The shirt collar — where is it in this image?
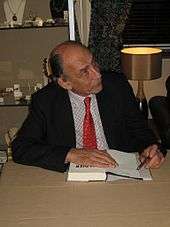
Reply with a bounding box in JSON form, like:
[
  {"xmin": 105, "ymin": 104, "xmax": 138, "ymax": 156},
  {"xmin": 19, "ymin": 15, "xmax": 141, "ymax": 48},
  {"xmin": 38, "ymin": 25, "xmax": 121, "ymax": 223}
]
[{"xmin": 68, "ymin": 90, "xmax": 94, "ymax": 102}]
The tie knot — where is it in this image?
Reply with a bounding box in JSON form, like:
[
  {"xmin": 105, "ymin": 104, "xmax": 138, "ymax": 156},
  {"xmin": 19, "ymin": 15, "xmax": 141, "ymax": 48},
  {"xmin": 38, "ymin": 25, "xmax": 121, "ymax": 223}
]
[{"xmin": 84, "ymin": 97, "xmax": 91, "ymax": 108}]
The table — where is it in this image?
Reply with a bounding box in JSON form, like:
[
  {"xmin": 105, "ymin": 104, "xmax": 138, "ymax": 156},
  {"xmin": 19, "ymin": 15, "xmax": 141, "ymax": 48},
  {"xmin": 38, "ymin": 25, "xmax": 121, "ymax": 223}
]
[{"xmin": 0, "ymin": 154, "xmax": 170, "ymax": 227}]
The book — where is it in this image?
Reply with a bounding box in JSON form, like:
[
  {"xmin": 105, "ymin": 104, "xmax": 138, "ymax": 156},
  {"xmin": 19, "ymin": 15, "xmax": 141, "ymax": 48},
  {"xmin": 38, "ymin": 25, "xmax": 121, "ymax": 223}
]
[
  {"xmin": 67, "ymin": 149, "xmax": 152, "ymax": 182},
  {"xmin": 67, "ymin": 163, "xmax": 106, "ymax": 181}
]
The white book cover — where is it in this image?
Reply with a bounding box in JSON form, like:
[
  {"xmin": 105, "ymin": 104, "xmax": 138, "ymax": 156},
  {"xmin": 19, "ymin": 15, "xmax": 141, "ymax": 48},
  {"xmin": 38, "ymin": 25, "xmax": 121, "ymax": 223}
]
[{"xmin": 67, "ymin": 149, "xmax": 152, "ymax": 182}]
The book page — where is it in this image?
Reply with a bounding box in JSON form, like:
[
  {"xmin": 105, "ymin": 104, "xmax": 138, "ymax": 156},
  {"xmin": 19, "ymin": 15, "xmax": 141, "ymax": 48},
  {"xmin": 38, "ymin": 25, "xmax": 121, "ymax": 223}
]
[{"xmin": 106, "ymin": 149, "xmax": 152, "ymax": 181}]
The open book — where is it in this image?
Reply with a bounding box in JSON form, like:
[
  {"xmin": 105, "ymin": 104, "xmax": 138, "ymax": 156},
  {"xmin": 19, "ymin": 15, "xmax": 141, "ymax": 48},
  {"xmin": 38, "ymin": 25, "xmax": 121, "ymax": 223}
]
[{"xmin": 67, "ymin": 149, "xmax": 152, "ymax": 182}]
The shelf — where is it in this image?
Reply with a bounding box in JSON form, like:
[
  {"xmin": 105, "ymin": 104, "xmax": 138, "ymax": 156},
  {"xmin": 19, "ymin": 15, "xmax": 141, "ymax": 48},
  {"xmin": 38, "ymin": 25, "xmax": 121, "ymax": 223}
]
[
  {"xmin": 0, "ymin": 96, "xmax": 30, "ymax": 107},
  {"xmin": 0, "ymin": 23, "xmax": 68, "ymax": 30}
]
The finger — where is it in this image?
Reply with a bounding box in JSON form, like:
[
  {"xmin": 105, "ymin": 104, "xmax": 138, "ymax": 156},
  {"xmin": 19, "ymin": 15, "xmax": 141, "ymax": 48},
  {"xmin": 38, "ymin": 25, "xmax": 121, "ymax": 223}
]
[
  {"xmin": 90, "ymin": 155, "xmax": 117, "ymax": 167},
  {"xmin": 142, "ymin": 146, "xmax": 151, "ymax": 157},
  {"xmin": 73, "ymin": 150, "xmax": 114, "ymax": 167},
  {"xmin": 78, "ymin": 156, "xmax": 114, "ymax": 168},
  {"xmin": 92, "ymin": 151, "xmax": 118, "ymax": 166},
  {"xmin": 85, "ymin": 160, "xmax": 116, "ymax": 168},
  {"xmin": 139, "ymin": 154, "xmax": 147, "ymax": 163},
  {"xmin": 84, "ymin": 149, "xmax": 112, "ymax": 160},
  {"xmin": 147, "ymin": 159, "xmax": 161, "ymax": 168},
  {"xmin": 92, "ymin": 149, "xmax": 113, "ymax": 159},
  {"xmin": 77, "ymin": 150, "xmax": 118, "ymax": 167},
  {"xmin": 146, "ymin": 153, "xmax": 165, "ymax": 168},
  {"xmin": 140, "ymin": 144, "xmax": 159, "ymax": 161},
  {"xmin": 145, "ymin": 157, "xmax": 157, "ymax": 168},
  {"xmin": 94, "ymin": 150, "xmax": 117, "ymax": 161},
  {"xmin": 150, "ymin": 144, "xmax": 158, "ymax": 151},
  {"xmin": 153, "ymin": 154, "xmax": 165, "ymax": 168},
  {"xmin": 149, "ymin": 145, "xmax": 159, "ymax": 158}
]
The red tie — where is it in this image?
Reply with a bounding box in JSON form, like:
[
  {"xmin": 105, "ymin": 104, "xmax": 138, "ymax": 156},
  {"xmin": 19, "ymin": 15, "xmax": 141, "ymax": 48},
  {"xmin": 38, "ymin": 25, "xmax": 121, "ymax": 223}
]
[{"xmin": 83, "ymin": 97, "xmax": 97, "ymax": 149}]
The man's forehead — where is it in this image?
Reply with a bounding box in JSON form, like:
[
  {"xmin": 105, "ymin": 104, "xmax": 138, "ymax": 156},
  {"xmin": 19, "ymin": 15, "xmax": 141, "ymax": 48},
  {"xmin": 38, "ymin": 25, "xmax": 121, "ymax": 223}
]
[{"xmin": 63, "ymin": 46, "xmax": 92, "ymax": 63}]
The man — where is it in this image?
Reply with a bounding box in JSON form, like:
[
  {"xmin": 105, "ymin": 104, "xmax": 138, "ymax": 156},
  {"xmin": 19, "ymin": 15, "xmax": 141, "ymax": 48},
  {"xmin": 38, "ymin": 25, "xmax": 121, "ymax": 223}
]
[{"xmin": 12, "ymin": 41, "xmax": 165, "ymax": 172}]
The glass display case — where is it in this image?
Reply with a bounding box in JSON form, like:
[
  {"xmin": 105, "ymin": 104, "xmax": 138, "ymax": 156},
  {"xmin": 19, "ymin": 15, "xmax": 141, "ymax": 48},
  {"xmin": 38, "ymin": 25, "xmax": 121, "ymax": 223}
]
[{"xmin": 0, "ymin": 0, "xmax": 68, "ymax": 29}]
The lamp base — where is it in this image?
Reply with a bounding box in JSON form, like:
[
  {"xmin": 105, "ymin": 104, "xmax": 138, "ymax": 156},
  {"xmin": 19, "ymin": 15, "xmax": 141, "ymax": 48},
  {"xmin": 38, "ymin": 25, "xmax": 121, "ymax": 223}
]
[{"xmin": 136, "ymin": 97, "xmax": 148, "ymax": 119}]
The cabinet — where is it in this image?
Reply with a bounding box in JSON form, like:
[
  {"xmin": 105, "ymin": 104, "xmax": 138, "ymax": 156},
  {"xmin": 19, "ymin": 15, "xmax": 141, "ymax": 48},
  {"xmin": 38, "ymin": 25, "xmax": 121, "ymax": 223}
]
[
  {"xmin": 0, "ymin": 0, "xmax": 70, "ymax": 146},
  {"xmin": 0, "ymin": 25, "xmax": 69, "ymax": 143}
]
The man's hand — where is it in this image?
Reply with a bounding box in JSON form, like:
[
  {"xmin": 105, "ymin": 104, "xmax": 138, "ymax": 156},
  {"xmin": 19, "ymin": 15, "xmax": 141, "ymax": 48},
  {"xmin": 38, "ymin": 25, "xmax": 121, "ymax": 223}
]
[
  {"xmin": 65, "ymin": 148, "xmax": 118, "ymax": 168},
  {"xmin": 139, "ymin": 144, "xmax": 165, "ymax": 169}
]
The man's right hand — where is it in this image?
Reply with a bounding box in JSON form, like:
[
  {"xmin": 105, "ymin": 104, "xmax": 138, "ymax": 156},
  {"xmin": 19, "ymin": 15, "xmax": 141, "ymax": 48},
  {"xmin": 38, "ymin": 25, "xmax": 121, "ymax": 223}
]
[{"xmin": 65, "ymin": 148, "xmax": 118, "ymax": 168}]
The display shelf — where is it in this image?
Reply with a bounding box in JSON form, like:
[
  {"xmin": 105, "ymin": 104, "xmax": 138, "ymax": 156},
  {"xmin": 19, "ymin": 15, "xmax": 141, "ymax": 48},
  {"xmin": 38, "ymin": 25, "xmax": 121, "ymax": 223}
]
[
  {"xmin": 0, "ymin": 23, "xmax": 68, "ymax": 30},
  {"xmin": 0, "ymin": 96, "xmax": 30, "ymax": 107}
]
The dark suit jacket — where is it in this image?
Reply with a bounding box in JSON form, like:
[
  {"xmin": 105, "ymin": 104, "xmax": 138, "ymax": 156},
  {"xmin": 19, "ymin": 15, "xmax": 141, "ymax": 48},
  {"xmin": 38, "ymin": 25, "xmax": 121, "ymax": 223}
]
[{"xmin": 12, "ymin": 72, "xmax": 163, "ymax": 172}]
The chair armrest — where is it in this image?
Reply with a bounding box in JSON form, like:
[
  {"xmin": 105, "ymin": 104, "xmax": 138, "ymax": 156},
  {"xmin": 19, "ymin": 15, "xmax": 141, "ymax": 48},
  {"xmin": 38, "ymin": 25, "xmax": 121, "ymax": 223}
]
[{"xmin": 149, "ymin": 96, "xmax": 170, "ymax": 148}]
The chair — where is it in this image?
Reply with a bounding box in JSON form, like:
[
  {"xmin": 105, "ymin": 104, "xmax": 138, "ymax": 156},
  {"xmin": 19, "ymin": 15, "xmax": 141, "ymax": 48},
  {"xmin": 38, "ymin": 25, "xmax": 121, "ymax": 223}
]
[
  {"xmin": 149, "ymin": 76, "xmax": 170, "ymax": 149},
  {"xmin": 42, "ymin": 55, "xmax": 61, "ymax": 85},
  {"xmin": 4, "ymin": 127, "xmax": 18, "ymax": 160},
  {"xmin": 42, "ymin": 57, "xmax": 53, "ymax": 85}
]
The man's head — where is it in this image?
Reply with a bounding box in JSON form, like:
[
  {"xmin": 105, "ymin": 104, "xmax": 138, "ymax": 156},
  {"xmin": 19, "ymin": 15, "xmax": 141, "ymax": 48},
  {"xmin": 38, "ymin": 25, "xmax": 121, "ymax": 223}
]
[{"xmin": 49, "ymin": 41, "xmax": 102, "ymax": 96}]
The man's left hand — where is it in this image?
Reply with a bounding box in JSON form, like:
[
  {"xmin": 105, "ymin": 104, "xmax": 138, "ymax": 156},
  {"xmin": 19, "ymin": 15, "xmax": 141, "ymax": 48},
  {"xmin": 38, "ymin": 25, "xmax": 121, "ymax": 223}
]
[{"xmin": 139, "ymin": 144, "xmax": 165, "ymax": 169}]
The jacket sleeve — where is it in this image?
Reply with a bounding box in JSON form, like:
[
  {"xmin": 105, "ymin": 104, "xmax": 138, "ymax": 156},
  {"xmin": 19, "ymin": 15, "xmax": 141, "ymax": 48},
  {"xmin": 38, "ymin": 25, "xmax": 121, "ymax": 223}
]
[
  {"xmin": 119, "ymin": 75, "xmax": 167, "ymax": 156},
  {"xmin": 11, "ymin": 95, "xmax": 70, "ymax": 172}
]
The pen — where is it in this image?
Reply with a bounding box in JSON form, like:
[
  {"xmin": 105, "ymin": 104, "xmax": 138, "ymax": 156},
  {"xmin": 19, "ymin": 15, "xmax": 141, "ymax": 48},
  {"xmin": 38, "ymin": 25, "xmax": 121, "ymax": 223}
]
[{"xmin": 137, "ymin": 157, "xmax": 151, "ymax": 170}]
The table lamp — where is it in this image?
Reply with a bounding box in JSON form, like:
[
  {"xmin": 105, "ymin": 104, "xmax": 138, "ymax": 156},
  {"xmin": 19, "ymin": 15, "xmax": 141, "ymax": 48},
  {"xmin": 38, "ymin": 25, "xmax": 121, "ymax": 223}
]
[{"xmin": 121, "ymin": 47, "xmax": 162, "ymax": 118}]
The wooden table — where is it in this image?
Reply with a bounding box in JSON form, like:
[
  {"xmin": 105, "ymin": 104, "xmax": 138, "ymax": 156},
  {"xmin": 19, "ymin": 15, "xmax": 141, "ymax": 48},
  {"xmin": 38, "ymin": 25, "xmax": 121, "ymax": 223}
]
[{"xmin": 0, "ymin": 154, "xmax": 170, "ymax": 227}]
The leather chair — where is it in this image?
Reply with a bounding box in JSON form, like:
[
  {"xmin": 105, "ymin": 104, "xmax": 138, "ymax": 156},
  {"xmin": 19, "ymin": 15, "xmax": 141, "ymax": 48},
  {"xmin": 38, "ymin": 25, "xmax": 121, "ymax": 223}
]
[
  {"xmin": 42, "ymin": 57, "xmax": 53, "ymax": 85},
  {"xmin": 42, "ymin": 57, "xmax": 58, "ymax": 85},
  {"xmin": 149, "ymin": 76, "xmax": 170, "ymax": 149}
]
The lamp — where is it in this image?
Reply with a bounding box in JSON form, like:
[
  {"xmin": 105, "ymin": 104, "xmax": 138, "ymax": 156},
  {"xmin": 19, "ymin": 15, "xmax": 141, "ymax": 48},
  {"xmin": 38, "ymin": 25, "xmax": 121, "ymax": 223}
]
[{"xmin": 121, "ymin": 47, "xmax": 162, "ymax": 118}]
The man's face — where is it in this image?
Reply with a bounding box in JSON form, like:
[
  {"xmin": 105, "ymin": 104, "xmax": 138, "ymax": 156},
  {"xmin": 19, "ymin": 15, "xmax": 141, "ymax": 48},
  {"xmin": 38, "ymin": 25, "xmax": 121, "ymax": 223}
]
[{"xmin": 61, "ymin": 46, "xmax": 102, "ymax": 96}]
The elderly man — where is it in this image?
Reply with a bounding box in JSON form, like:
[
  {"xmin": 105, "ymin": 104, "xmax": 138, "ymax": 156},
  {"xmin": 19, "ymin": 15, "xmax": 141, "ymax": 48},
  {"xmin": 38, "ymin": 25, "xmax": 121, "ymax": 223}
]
[{"xmin": 12, "ymin": 41, "xmax": 165, "ymax": 172}]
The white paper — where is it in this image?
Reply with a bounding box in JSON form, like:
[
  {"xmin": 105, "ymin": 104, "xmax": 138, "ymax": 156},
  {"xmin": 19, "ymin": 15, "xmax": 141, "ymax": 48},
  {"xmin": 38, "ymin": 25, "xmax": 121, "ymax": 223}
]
[{"xmin": 106, "ymin": 149, "xmax": 152, "ymax": 181}]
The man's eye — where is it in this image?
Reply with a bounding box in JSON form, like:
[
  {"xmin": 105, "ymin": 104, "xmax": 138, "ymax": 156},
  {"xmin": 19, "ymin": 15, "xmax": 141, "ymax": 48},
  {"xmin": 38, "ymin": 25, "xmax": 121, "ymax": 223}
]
[{"xmin": 80, "ymin": 69, "xmax": 89, "ymax": 76}]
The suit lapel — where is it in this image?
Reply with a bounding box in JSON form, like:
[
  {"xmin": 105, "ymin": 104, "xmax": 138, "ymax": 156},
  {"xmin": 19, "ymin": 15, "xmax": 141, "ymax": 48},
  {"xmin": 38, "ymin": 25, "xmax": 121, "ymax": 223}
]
[
  {"xmin": 96, "ymin": 91, "xmax": 117, "ymax": 148},
  {"xmin": 53, "ymin": 86, "xmax": 76, "ymax": 147}
]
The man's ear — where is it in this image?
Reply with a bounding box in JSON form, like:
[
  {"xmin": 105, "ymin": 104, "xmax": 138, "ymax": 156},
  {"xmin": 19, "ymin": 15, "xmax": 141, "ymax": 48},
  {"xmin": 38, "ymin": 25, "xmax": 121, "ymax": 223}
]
[{"xmin": 57, "ymin": 76, "xmax": 72, "ymax": 90}]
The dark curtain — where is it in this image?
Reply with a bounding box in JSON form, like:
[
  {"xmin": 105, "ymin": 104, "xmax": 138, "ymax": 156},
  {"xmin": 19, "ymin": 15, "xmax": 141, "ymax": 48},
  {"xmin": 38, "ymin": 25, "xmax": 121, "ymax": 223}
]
[{"xmin": 88, "ymin": 0, "xmax": 133, "ymax": 72}]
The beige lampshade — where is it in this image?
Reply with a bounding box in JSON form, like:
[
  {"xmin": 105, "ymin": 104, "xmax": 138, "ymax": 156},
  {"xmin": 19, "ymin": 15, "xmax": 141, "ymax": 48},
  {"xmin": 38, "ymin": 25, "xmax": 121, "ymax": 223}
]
[{"xmin": 121, "ymin": 47, "xmax": 162, "ymax": 80}]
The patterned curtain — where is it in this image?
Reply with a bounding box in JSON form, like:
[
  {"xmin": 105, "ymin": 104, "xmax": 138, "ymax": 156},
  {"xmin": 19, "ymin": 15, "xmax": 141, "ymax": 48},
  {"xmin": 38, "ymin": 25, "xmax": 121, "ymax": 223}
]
[{"xmin": 88, "ymin": 0, "xmax": 133, "ymax": 72}]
